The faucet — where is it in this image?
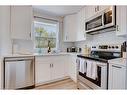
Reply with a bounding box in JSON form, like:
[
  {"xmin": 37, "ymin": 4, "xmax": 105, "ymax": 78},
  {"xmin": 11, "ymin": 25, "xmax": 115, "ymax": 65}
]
[{"xmin": 47, "ymin": 40, "xmax": 51, "ymax": 53}]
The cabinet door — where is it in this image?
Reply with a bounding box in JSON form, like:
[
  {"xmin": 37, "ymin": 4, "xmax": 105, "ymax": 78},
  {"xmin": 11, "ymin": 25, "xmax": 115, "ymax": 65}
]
[
  {"xmin": 85, "ymin": 6, "xmax": 95, "ymax": 19},
  {"xmin": 99, "ymin": 6, "xmax": 110, "ymax": 11},
  {"xmin": 77, "ymin": 7, "xmax": 86, "ymax": 41},
  {"xmin": 116, "ymin": 6, "xmax": 127, "ymax": 36},
  {"xmin": 109, "ymin": 64, "xmax": 126, "ymax": 89},
  {"xmin": 68, "ymin": 56, "xmax": 77, "ymax": 83},
  {"xmin": 35, "ymin": 62, "xmax": 51, "ymax": 84},
  {"xmin": 85, "ymin": 6, "xmax": 111, "ymax": 20},
  {"xmin": 63, "ymin": 14, "xmax": 78, "ymax": 42},
  {"xmin": 11, "ymin": 6, "xmax": 33, "ymax": 40},
  {"xmin": 51, "ymin": 56, "xmax": 66, "ymax": 80}
]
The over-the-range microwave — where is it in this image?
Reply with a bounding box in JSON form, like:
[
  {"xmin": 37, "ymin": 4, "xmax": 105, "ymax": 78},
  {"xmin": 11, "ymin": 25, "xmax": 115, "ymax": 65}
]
[{"xmin": 85, "ymin": 6, "xmax": 116, "ymax": 34}]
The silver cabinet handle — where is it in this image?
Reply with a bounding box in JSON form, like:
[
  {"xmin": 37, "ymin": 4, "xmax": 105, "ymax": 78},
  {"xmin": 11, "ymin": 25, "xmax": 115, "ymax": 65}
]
[
  {"xmin": 49, "ymin": 64, "xmax": 54, "ymax": 68},
  {"xmin": 66, "ymin": 36, "xmax": 67, "ymax": 40},
  {"xmin": 116, "ymin": 25, "xmax": 119, "ymax": 31},
  {"xmin": 97, "ymin": 6, "xmax": 99, "ymax": 11},
  {"xmin": 95, "ymin": 7, "xmax": 97, "ymax": 12},
  {"xmin": 112, "ymin": 65, "xmax": 122, "ymax": 68},
  {"xmin": 29, "ymin": 32, "xmax": 31, "ymax": 38}
]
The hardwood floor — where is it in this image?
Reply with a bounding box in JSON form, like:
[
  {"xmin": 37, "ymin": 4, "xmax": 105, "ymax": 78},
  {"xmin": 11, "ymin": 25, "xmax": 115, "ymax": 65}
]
[{"xmin": 35, "ymin": 78, "xmax": 78, "ymax": 90}]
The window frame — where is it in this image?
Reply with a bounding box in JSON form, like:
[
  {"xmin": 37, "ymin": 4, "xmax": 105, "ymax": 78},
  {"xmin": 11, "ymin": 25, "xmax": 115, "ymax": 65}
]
[{"xmin": 33, "ymin": 19, "xmax": 59, "ymax": 54}]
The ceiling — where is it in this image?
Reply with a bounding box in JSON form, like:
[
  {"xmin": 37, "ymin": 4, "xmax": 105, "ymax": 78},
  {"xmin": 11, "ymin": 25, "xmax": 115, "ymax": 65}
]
[{"xmin": 33, "ymin": 6, "xmax": 84, "ymax": 16}]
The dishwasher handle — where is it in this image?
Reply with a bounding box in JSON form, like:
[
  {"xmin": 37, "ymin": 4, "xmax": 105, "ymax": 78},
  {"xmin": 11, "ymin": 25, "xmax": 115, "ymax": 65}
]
[{"xmin": 4, "ymin": 59, "xmax": 33, "ymax": 62}]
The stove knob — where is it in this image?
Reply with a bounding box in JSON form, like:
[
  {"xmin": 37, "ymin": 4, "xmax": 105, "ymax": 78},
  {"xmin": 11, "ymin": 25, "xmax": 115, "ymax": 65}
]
[
  {"xmin": 108, "ymin": 46, "xmax": 111, "ymax": 48},
  {"xmin": 112, "ymin": 46, "xmax": 114, "ymax": 48},
  {"xmin": 115, "ymin": 46, "xmax": 119, "ymax": 49},
  {"xmin": 92, "ymin": 46, "xmax": 96, "ymax": 48}
]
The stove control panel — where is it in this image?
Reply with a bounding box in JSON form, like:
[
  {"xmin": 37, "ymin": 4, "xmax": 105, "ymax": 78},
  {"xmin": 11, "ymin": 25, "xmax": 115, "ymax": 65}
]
[
  {"xmin": 91, "ymin": 44, "xmax": 121, "ymax": 52},
  {"xmin": 99, "ymin": 45, "xmax": 108, "ymax": 49}
]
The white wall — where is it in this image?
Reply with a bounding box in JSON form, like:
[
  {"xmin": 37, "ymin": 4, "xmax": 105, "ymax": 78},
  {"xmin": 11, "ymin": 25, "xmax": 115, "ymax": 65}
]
[
  {"xmin": 0, "ymin": 6, "xmax": 12, "ymax": 56},
  {"xmin": 74, "ymin": 31, "xmax": 126, "ymax": 49}
]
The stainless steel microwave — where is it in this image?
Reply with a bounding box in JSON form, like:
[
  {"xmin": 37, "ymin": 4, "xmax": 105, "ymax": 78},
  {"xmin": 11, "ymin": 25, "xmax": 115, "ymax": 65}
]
[{"xmin": 85, "ymin": 6, "xmax": 116, "ymax": 34}]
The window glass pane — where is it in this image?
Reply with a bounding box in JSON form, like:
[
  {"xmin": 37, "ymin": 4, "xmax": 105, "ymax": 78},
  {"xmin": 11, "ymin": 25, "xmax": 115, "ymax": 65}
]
[{"xmin": 34, "ymin": 20, "xmax": 58, "ymax": 53}]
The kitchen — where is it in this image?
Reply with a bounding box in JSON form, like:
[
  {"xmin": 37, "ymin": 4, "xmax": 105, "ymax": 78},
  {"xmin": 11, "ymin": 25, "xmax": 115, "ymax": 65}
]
[{"xmin": 0, "ymin": 5, "xmax": 127, "ymax": 90}]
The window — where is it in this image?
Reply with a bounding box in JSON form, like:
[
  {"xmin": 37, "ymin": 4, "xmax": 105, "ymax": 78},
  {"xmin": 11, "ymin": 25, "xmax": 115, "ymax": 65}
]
[{"xmin": 34, "ymin": 19, "xmax": 59, "ymax": 54}]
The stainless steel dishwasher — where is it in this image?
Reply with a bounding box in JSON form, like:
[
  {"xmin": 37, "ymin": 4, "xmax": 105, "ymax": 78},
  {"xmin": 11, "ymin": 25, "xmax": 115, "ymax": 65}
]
[{"xmin": 3, "ymin": 56, "xmax": 35, "ymax": 89}]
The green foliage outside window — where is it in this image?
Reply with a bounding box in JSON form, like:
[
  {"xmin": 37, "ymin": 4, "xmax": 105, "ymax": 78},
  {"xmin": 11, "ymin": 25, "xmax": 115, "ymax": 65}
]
[{"xmin": 35, "ymin": 27, "xmax": 56, "ymax": 49}]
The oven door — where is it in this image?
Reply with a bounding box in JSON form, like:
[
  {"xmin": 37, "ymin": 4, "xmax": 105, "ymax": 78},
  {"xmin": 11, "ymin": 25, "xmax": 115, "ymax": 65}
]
[
  {"xmin": 77, "ymin": 62, "xmax": 107, "ymax": 89},
  {"xmin": 103, "ymin": 6, "xmax": 116, "ymax": 28}
]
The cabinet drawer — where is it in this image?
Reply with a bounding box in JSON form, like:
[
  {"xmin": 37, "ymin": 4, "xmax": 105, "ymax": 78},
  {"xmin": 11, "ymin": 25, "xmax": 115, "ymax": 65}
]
[{"xmin": 35, "ymin": 57, "xmax": 53, "ymax": 63}]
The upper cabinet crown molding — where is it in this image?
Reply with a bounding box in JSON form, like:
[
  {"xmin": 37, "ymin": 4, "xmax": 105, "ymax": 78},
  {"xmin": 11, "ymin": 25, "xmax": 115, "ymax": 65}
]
[{"xmin": 11, "ymin": 6, "xmax": 33, "ymax": 40}]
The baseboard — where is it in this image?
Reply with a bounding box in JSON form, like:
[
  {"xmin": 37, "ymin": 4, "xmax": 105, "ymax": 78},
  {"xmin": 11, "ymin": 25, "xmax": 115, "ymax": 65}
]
[{"xmin": 35, "ymin": 76, "xmax": 70, "ymax": 87}]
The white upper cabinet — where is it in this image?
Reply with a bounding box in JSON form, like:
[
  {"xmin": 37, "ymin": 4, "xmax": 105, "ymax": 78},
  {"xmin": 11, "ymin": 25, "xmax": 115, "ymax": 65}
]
[
  {"xmin": 63, "ymin": 6, "xmax": 113, "ymax": 42},
  {"xmin": 63, "ymin": 14, "xmax": 78, "ymax": 42},
  {"xmin": 11, "ymin": 6, "xmax": 33, "ymax": 40},
  {"xmin": 85, "ymin": 6, "xmax": 110, "ymax": 20},
  {"xmin": 63, "ymin": 8, "xmax": 87, "ymax": 42},
  {"xmin": 76, "ymin": 7, "xmax": 86, "ymax": 41},
  {"xmin": 116, "ymin": 6, "xmax": 127, "ymax": 36},
  {"xmin": 85, "ymin": 6, "xmax": 96, "ymax": 20}
]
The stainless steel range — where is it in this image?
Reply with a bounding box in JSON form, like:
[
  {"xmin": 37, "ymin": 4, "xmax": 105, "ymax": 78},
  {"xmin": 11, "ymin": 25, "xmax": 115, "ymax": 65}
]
[{"xmin": 77, "ymin": 44, "xmax": 122, "ymax": 89}]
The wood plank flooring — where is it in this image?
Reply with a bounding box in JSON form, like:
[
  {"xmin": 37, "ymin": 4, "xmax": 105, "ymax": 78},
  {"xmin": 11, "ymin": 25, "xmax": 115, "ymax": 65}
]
[{"xmin": 35, "ymin": 78, "xmax": 78, "ymax": 90}]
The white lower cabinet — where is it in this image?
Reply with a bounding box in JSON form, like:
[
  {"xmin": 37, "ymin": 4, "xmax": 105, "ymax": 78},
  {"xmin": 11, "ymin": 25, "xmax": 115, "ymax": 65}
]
[
  {"xmin": 108, "ymin": 63, "xmax": 126, "ymax": 89},
  {"xmin": 51, "ymin": 62, "xmax": 66, "ymax": 80},
  {"xmin": 35, "ymin": 55, "xmax": 68, "ymax": 85},
  {"xmin": 36, "ymin": 62, "xmax": 51, "ymax": 84},
  {"xmin": 68, "ymin": 55, "xmax": 78, "ymax": 83}
]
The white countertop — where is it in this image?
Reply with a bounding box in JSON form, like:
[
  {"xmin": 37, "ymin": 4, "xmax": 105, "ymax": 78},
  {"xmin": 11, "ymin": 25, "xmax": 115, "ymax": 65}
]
[
  {"xmin": 33, "ymin": 52, "xmax": 82, "ymax": 57},
  {"xmin": 108, "ymin": 58, "xmax": 127, "ymax": 67},
  {"xmin": 0, "ymin": 52, "xmax": 82, "ymax": 58}
]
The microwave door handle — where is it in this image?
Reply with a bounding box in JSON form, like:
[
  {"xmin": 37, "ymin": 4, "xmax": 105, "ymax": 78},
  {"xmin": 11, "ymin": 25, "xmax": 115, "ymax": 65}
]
[
  {"xmin": 112, "ymin": 6, "xmax": 115, "ymax": 25},
  {"xmin": 102, "ymin": 13, "xmax": 104, "ymax": 26}
]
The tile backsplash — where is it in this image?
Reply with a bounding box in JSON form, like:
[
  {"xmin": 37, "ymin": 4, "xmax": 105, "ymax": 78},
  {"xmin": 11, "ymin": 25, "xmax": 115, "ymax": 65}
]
[
  {"xmin": 74, "ymin": 31, "xmax": 126, "ymax": 49},
  {"xmin": 13, "ymin": 39, "xmax": 34, "ymax": 54}
]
